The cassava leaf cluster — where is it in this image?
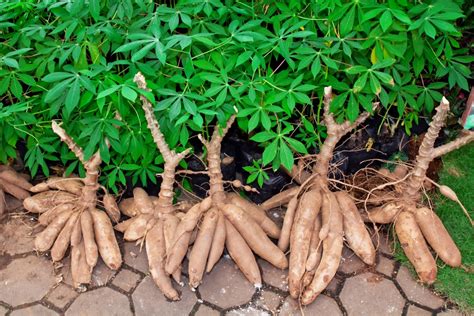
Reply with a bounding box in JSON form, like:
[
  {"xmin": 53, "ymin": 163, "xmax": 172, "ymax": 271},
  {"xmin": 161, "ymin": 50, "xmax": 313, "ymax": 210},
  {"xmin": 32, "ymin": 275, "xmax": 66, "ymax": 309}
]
[{"xmin": 0, "ymin": 0, "xmax": 471, "ymax": 191}]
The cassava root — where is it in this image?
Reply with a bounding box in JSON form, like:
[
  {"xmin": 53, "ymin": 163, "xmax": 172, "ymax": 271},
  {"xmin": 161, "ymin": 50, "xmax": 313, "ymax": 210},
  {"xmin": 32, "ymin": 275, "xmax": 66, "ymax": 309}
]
[
  {"xmin": 165, "ymin": 113, "xmax": 288, "ymax": 293},
  {"xmin": 0, "ymin": 165, "xmax": 32, "ymax": 218},
  {"xmin": 24, "ymin": 121, "xmax": 122, "ymax": 288},
  {"xmin": 269, "ymin": 86, "xmax": 377, "ymax": 305},
  {"xmin": 358, "ymin": 96, "xmax": 472, "ymax": 284}
]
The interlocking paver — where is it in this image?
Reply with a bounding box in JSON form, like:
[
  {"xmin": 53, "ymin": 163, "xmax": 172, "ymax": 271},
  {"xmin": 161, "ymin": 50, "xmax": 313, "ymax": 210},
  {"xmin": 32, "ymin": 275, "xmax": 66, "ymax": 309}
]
[
  {"xmin": 0, "ymin": 305, "xmax": 8, "ymax": 315},
  {"xmin": 133, "ymin": 276, "xmax": 196, "ymax": 316},
  {"xmin": 46, "ymin": 283, "xmax": 78, "ymax": 309},
  {"xmin": 259, "ymin": 259, "xmax": 288, "ymax": 291},
  {"xmin": 376, "ymin": 255, "xmax": 395, "ymax": 276},
  {"xmin": 112, "ymin": 269, "xmax": 141, "ymax": 292},
  {"xmin": 0, "ymin": 217, "xmax": 37, "ymax": 255},
  {"xmin": 0, "ymin": 255, "xmax": 55, "ymax": 306},
  {"xmin": 65, "ymin": 287, "xmax": 131, "ymax": 316},
  {"xmin": 255, "ymin": 290, "xmax": 282, "ymax": 312},
  {"xmin": 123, "ymin": 242, "xmax": 148, "ymax": 273},
  {"xmin": 340, "ymin": 272, "xmax": 405, "ymax": 315},
  {"xmin": 338, "ymin": 247, "xmax": 366, "ymax": 274},
  {"xmin": 195, "ymin": 304, "xmax": 220, "ymax": 316},
  {"xmin": 407, "ymin": 304, "xmax": 432, "ymax": 315},
  {"xmin": 199, "ymin": 257, "xmax": 255, "ymax": 309},
  {"xmin": 280, "ymin": 294, "xmax": 342, "ymax": 315},
  {"xmin": 10, "ymin": 304, "xmax": 58, "ymax": 316},
  {"xmin": 397, "ymin": 266, "xmax": 444, "ymax": 310},
  {"xmin": 91, "ymin": 259, "xmax": 117, "ymax": 287},
  {"xmin": 227, "ymin": 305, "xmax": 271, "ymax": 315}
]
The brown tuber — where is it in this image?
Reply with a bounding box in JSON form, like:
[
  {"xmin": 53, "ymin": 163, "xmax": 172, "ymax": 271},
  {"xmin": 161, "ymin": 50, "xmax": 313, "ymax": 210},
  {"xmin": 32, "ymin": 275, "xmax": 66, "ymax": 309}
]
[{"xmin": 24, "ymin": 121, "xmax": 122, "ymax": 289}]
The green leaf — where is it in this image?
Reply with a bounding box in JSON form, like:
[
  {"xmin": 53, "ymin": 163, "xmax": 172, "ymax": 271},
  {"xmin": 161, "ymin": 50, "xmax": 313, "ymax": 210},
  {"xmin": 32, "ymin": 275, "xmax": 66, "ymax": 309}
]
[
  {"xmin": 3, "ymin": 58, "xmax": 19, "ymax": 69},
  {"xmin": 285, "ymin": 137, "xmax": 307, "ymax": 154},
  {"xmin": 353, "ymin": 73, "xmax": 368, "ymax": 93},
  {"xmin": 346, "ymin": 93, "xmax": 359, "ymax": 122},
  {"xmin": 262, "ymin": 139, "xmax": 278, "ymax": 165},
  {"xmin": 251, "ymin": 131, "xmax": 275, "ymax": 142},
  {"xmin": 380, "ymin": 11, "xmax": 392, "ymax": 32},
  {"xmin": 121, "ymin": 86, "xmax": 137, "ymax": 102},
  {"xmin": 97, "ymin": 86, "xmax": 120, "ymax": 99},
  {"xmin": 43, "ymin": 72, "xmax": 73, "ymax": 82},
  {"xmin": 424, "ymin": 21, "xmax": 436, "ymax": 39},
  {"xmin": 65, "ymin": 80, "xmax": 81, "ymax": 115},
  {"xmin": 369, "ymin": 73, "xmax": 382, "ymax": 95},
  {"xmin": 311, "ymin": 57, "xmax": 321, "ymax": 78},
  {"xmin": 279, "ymin": 141, "xmax": 294, "ymax": 171}
]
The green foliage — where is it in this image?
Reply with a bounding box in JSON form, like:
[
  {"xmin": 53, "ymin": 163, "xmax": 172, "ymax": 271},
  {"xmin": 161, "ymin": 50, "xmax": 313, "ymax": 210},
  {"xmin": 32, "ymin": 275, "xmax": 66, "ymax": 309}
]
[{"xmin": 0, "ymin": 0, "xmax": 471, "ymax": 190}]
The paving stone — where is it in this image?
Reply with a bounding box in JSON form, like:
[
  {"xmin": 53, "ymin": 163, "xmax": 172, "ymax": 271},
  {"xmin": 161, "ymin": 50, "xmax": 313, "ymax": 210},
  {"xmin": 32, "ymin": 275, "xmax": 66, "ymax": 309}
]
[
  {"xmin": 227, "ymin": 305, "xmax": 271, "ymax": 315},
  {"xmin": 46, "ymin": 284, "xmax": 78, "ymax": 309},
  {"xmin": 112, "ymin": 269, "xmax": 141, "ymax": 292},
  {"xmin": 259, "ymin": 259, "xmax": 288, "ymax": 291},
  {"xmin": 195, "ymin": 304, "xmax": 220, "ymax": 316},
  {"xmin": 338, "ymin": 247, "xmax": 366, "ymax": 274},
  {"xmin": 376, "ymin": 255, "xmax": 395, "ymax": 277},
  {"xmin": 123, "ymin": 242, "xmax": 148, "ymax": 273},
  {"xmin": 91, "ymin": 258, "xmax": 117, "ymax": 287},
  {"xmin": 438, "ymin": 309, "xmax": 463, "ymax": 316},
  {"xmin": 0, "ymin": 217, "xmax": 38, "ymax": 255},
  {"xmin": 199, "ymin": 257, "xmax": 255, "ymax": 309},
  {"xmin": 65, "ymin": 287, "xmax": 131, "ymax": 316},
  {"xmin": 0, "ymin": 255, "xmax": 55, "ymax": 306},
  {"xmin": 0, "ymin": 305, "xmax": 8, "ymax": 315},
  {"xmin": 256, "ymin": 290, "xmax": 282, "ymax": 312},
  {"xmin": 407, "ymin": 305, "xmax": 432, "ymax": 315},
  {"xmin": 280, "ymin": 295, "xmax": 342, "ymax": 316},
  {"xmin": 11, "ymin": 304, "xmax": 58, "ymax": 316},
  {"xmin": 133, "ymin": 276, "xmax": 196, "ymax": 315},
  {"xmin": 340, "ymin": 272, "xmax": 405, "ymax": 315},
  {"xmin": 397, "ymin": 266, "xmax": 444, "ymax": 309}
]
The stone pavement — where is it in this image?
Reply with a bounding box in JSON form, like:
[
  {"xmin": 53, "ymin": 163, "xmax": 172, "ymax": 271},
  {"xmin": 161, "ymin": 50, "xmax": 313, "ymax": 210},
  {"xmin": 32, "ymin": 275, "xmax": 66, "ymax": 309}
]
[{"xmin": 0, "ymin": 215, "xmax": 465, "ymax": 316}]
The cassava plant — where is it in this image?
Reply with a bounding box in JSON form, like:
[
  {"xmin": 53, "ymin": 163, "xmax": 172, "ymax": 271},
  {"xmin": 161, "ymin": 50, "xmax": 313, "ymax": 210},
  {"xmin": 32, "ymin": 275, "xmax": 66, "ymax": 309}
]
[
  {"xmin": 356, "ymin": 96, "xmax": 474, "ymax": 284},
  {"xmin": 165, "ymin": 114, "xmax": 288, "ymax": 290},
  {"xmin": 0, "ymin": 165, "xmax": 32, "ymax": 218},
  {"xmin": 114, "ymin": 72, "xmax": 191, "ymax": 300},
  {"xmin": 23, "ymin": 122, "xmax": 122, "ymax": 288},
  {"xmin": 261, "ymin": 86, "xmax": 377, "ymax": 305}
]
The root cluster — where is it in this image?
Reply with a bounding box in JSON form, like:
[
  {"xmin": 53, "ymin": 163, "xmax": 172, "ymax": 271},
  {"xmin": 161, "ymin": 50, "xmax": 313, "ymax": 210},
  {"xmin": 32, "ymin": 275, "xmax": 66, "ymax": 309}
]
[
  {"xmin": 165, "ymin": 114, "xmax": 288, "ymax": 291},
  {"xmin": 353, "ymin": 97, "xmax": 474, "ymax": 284},
  {"xmin": 0, "ymin": 165, "xmax": 32, "ymax": 218},
  {"xmin": 262, "ymin": 87, "xmax": 377, "ymax": 305},
  {"xmin": 23, "ymin": 122, "xmax": 122, "ymax": 288},
  {"xmin": 114, "ymin": 73, "xmax": 287, "ymax": 300}
]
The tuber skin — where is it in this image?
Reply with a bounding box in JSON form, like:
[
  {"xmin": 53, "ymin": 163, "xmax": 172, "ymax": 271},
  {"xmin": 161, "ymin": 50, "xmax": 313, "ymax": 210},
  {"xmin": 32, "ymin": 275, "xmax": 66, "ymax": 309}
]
[
  {"xmin": 24, "ymin": 121, "xmax": 122, "ymax": 289},
  {"xmin": 358, "ymin": 96, "xmax": 473, "ymax": 283},
  {"xmin": 166, "ymin": 113, "xmax": 288, "ymax": 291},
  {"xmin": 0, "ymin": 165, "xmax": 32, "ymax": 218},
  {"xmin": 266, "ymin": 86, "xmax": 378, "ymax": 305}
]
